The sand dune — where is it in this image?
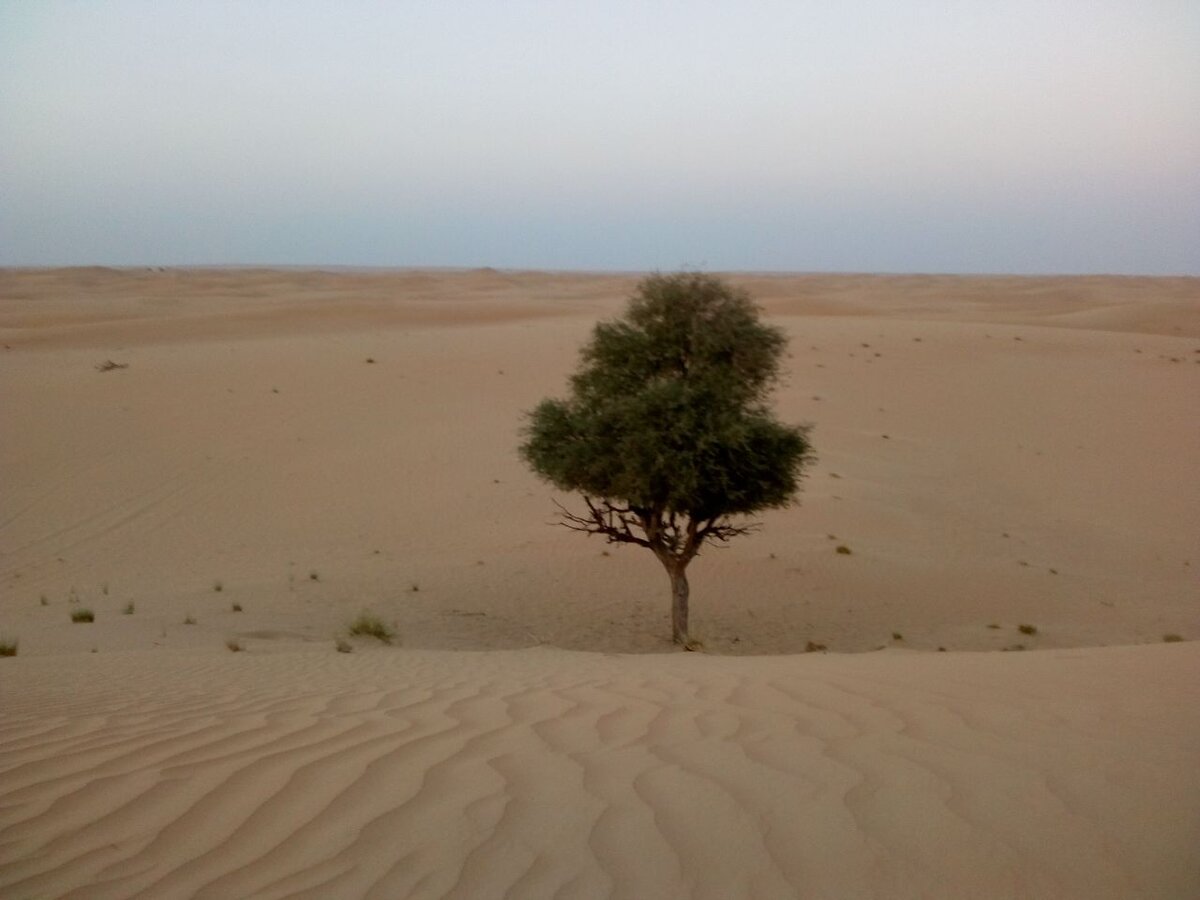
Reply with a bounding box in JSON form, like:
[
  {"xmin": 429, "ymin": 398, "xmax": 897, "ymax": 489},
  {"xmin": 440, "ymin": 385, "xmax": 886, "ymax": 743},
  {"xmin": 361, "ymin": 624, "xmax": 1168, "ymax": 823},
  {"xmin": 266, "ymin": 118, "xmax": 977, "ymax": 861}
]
[
  {"xmin": 1, "ymin": 268, "xmax": 1198, "ymax": 897},
  {"xmin": 3, "ymin": 644, "xmax": 1197, "ymax": 899}
]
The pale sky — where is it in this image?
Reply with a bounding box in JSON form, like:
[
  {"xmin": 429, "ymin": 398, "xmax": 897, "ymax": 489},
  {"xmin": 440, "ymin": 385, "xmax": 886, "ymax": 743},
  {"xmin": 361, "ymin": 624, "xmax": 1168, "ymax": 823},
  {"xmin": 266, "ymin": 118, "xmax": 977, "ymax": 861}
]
[{"xmin": 2, "ymin": 1, "xmax": 1197, "ymax": 273}]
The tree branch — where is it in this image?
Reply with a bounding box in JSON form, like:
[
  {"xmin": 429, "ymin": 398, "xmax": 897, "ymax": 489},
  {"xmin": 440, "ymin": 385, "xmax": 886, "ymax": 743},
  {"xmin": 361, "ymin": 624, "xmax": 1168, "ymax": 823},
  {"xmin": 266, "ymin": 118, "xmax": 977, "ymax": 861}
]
[{"xmin": 554, "ymin": 498, "xmax": 654, "ymax": 548}]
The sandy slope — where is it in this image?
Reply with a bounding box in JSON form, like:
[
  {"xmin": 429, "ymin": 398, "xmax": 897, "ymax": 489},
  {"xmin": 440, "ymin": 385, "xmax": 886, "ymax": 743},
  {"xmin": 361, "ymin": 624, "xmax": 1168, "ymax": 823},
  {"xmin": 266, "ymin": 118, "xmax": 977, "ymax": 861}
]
[
  {"xmin": 1, "ymin": 268, "xmax": 1198, "ymax": 897},
  {"xmin": 3, "ymin": 644, "xmax": 1198, "ymax": 899}
]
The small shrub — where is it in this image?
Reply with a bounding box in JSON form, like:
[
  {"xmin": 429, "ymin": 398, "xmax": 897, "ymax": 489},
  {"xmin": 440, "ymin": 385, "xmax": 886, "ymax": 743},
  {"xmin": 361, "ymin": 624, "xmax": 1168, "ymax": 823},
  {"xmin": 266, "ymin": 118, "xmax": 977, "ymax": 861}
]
[
  {"xmin": 71, "ymin": 609, "xmax": 94, "ymax": 623},
  {"xmin": 1017, "ymin": 623, "xmax": 1037, "ymax": 635},
  {"xmin": 309, "ymin": 570, "xmax": 320, "ymax": 582},
  {"xmin": 39, "ymin": 594, "xmax": 49, "ymax": 606},
  {"xmin": 0, "ymin": 637, "xmax": 18, "ymax": 657},
  {"xmin": 122, "ymin": 601, "xmax": 135, "ymax": 615},
  {"xmin": 986, "ymin": 623, "xmax": 1001, "ymax": 629},
  {"xmin": 835, "ymin": 545, "xmax": 852, "ymax": 555},
  {"xmin": 225, "ymin": 639, "xmax": 243, "ymax": 652},
  {"xmin": 1163, "ymin": 633, "xmax": 1184, "ymax": 643},
  {"xmin": 347, "ymin": 613, "xmax": 393, "ymax": 644},
  {"xmin": 891, "ymin": 632, "xmax": 903, "ymax": 641},
  {"xmin": 335, "ymin": 637, "xmax": 353, "ymax": 653},
  {"xmin": 183, "ymin": 614, "xmax": 197, "ymax": 625},
  {"xmin": 102, "ymin": 582, "xmax": 110, "ymax": 596},
  {"xmin": 231, "ymin": 602, "xmax": 243, "ymax": 613},
  {"xmin": 213, "ymin": 581, "xmax": 223, "ymax": 592},
  {"xmin": 805, "ymin": 640, "xmax": 827, "ymax": 653}
]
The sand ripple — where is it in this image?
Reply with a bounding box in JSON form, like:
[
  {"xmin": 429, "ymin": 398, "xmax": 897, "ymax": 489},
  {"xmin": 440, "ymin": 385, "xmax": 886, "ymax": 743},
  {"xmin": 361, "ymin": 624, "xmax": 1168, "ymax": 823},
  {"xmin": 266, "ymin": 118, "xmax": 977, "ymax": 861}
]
[{"xmin": 2, "ymin": 645, "xmax": 1197, "ymax": 899}]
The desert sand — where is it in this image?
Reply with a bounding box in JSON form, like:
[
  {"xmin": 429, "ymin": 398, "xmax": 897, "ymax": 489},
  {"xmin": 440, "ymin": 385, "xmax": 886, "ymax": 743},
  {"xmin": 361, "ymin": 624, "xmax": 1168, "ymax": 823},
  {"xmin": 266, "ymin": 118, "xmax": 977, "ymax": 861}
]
[{"xmin": 1, "ymin": 267, "xmax": 1198, "ymax": 898}]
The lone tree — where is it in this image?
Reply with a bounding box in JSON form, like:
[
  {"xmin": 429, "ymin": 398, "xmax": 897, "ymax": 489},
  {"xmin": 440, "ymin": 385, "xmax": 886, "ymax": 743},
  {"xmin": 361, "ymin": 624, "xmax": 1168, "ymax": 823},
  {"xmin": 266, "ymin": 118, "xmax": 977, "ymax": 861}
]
[{"xmin": 520, "ymin": 272, "xmax": 813, "ymax": 648}]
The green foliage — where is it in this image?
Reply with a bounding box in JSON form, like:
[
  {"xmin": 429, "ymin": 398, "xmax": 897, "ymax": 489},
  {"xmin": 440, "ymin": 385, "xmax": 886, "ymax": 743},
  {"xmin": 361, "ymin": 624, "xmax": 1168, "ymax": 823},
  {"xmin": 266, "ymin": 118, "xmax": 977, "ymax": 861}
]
[{"xmin": 521, "ymin": 273, "xmax": 811, "ymax": 521}]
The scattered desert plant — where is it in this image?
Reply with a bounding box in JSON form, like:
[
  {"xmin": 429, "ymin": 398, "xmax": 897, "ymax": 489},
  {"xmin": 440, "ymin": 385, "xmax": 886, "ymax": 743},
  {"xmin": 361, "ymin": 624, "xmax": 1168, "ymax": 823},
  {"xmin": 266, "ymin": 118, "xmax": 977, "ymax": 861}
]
[
  {"xmin": 183, "ymin": 614, "xmax": 197, "ymax": 625},
  {"xmin": 891, "ymin": 632, "xmax": 903, "ymax": 641},
  {"xmin": 96, "ymin": 359, "xmax": 129, "ymax": 372},
  {"xmin": 231, "ymin": 602, "xmax": 243, "ymax": 612},
  {"xmin": 225, "ymin": 639, "xmax": 244, "ymax": 652},
  {"xmin": 213, "ymin": 580, "xmax": 223, "ymax": 592},
  {"xmin": 39, "ymin": 594, "xmax": 49, "ymax": 606},
  {"xmin": 409, "ymin": 583, "xmax": 420, "ymax": 592},
  {"xmin": 835, "ymin": 545, "xmax": 853, "ymax": 555},
  {"xmin": 0, "ymin": 637, "xmax": 18, "ymax": 657},
  {"xmin": 335, "ymin": 637, "xmax": 353, "ymax": 653},
  {"xmin": 986, "ymin": 623, "xmax": 1000, "ymax": 629},
  {"xmin": 122, "ymin": 601, "xmax": 135, "ymax": 615},
  {"xmin": 347, "ymin": 613, "xmax": 393, "ymax": 644},
  {"xmin": 102, "ymin": 582, "xmax": 110, "ymax": 595},
  {"xmin": 1017, "ymin": 623, "xmax": 1038, "ymax": 635},
  {"xmin": 1163, "ymin": 633, "xmax": 1184, "ymax": 643},
  {"xmin": 309, "ymin": 570, "xmax": 320, "ymax": 582},
  {"xmin": 805, "ymin": 640, "xmax": 827, "ymax": 653},
  {"xmin": 520, "ymin": 272, "xmax": 813, "ymax": 648},
  {"xmin": 71, "ymin": 608, "xmax": 94, "ymax": 623}
]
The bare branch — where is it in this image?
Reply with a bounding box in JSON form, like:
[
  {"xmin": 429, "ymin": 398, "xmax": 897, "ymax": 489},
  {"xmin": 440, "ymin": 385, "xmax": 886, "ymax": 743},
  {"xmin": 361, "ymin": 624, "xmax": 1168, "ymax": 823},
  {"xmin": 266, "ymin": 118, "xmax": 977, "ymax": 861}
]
[{"xmin": 553, "ymin": 498, "xmax": 654, "ymax": 549}]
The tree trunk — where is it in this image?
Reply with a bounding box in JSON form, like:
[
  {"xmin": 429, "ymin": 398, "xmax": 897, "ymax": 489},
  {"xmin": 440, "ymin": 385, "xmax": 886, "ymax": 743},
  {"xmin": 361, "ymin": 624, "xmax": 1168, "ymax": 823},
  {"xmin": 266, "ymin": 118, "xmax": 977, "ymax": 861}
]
[{"xmin": 668, "ymin": 563, "xmax": 691, "ymax": 648}]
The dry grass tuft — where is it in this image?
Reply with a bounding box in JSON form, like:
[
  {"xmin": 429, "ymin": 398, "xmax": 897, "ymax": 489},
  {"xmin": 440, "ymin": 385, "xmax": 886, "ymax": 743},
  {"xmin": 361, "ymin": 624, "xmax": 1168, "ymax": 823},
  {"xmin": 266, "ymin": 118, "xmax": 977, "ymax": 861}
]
[{"xmin": 347, "ymin": 613, "xmax": 394, "ymax": 644}]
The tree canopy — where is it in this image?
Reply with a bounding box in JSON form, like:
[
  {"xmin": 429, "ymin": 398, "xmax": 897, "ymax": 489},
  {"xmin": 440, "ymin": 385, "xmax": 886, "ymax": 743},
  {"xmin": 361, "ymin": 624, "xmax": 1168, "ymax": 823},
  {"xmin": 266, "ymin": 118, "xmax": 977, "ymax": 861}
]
[{"xmin": 520, "ymin": 272, "xmax": 813, "ymax": 647}]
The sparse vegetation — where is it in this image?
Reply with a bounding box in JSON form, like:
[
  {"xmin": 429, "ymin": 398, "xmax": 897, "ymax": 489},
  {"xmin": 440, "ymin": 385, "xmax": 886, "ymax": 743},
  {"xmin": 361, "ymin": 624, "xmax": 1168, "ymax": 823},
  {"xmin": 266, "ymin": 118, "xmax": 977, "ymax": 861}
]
[
  {"xmin": 225, "ymin": 638, "xmax": 243, "ymax": 652},
  {"xmin": 1163, "ymin": 633, "xmax": 1184, "ymax": 643},
  {"xmin": 71, "ymin": 609, "xmax": 94, "ymax": 623},
  {"xmin": 39, "ymin": 594, "xmax": 49, "ymax": 606},
  {"xmin": 805, "ymin": 640, "xmax": 827, "ymax": 653},
  {"xmin": 335, "ymin": 637, "xmax": 353, "ymax": 653},
  {"xmin": 96, "ymin": 359, "xmax": 129, "ymax": 372},
  {"xmin": 835, "ymin": 545, "xmax": 853, "ymax": 555},
  {"xmin": 1017, "ymin": 623, "xmax": 1038, "ymax": 635},
  {"xmin": 122, "ymin": 601, "xmax": 135, "ymax": 615},
  {"xmin": 309, "ymin": 570, "xmax": 320, "ymax": 582},
  {"xmin": 891, "ymin": 632, "xmax": 903, "ymax": 641},
  {"xmin": 183, "ymin": 614, "xmax": 197, "ymax": 625},
  {"xmin": 231, "ymin": 602, "xmax": 243, "ymax": 612},
  {"xmin": 986, "ymin": 623, "xmax": 1000, "ymax": 629},
  {"xmin": 0, "ymin": 637, "xmax": 18, "ymax": 657},
  {"xmin": 347, "ymin": 613, "xmax": 394, "ymax": 644},
  {"xmin": 213, "ymin": 580, "xmax": 223, "ymax": 592}
]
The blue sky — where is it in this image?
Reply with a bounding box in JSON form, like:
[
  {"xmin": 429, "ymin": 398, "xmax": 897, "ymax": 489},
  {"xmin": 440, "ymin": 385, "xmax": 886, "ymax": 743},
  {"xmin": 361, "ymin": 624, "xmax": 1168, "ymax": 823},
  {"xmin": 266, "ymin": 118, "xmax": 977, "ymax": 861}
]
[{"xmin": 2, "ymin": 1, "xmax": 1197, "ymax": 273}]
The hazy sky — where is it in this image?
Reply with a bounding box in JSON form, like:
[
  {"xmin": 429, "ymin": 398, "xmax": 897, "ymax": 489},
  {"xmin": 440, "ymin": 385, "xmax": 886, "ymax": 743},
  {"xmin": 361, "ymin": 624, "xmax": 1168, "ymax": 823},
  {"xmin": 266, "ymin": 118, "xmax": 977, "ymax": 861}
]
[{"xmin": 2, "ymin": 1, "xmax": 1197, "ymax": 273}]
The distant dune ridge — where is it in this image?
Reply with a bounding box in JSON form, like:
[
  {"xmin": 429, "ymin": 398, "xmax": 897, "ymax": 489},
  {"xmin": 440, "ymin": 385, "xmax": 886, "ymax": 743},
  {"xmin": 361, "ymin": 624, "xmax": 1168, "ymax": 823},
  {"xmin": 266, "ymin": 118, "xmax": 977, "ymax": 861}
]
[{"xmin": 1, "ymin": 268, "xmax": 1198, "ymax": 897}]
